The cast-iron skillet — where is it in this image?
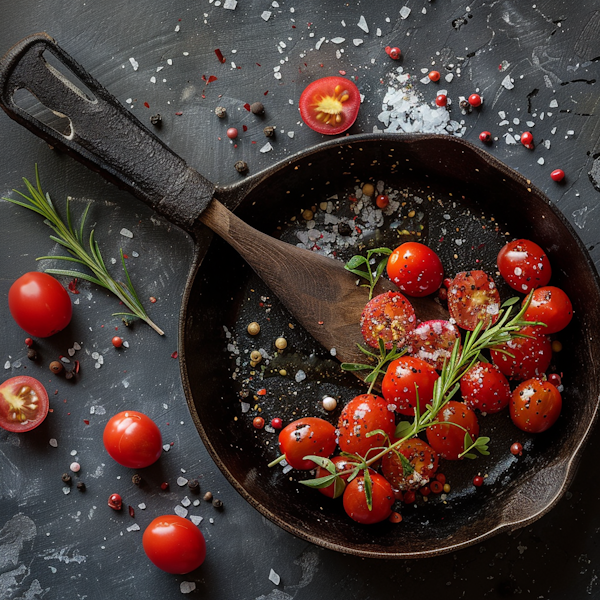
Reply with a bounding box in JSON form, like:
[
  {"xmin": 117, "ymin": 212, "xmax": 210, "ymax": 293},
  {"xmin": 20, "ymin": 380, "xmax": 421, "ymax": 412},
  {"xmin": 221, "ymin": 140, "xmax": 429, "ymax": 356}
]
[{"xmin": 2, "ymin": 33, "xmax": 600, "ymax": 559}]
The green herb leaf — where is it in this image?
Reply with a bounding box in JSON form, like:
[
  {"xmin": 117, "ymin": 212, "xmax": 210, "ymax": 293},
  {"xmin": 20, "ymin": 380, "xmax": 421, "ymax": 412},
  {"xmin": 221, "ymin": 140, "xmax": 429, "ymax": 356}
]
[
  {"xmin": 363, "ymin": 468, "xmax": 373, "ymax": 511},
  {"xmin": 395, "ymin": 421, "xmax": 412, "ymax": 438},
  {"xmin": 302, "ymin": 455, "xmax": 336, "ymax": 473},
  {"xmin": 299, "ymin": 474, "xmax": 338, "ymax": 489},
  {"xmin": 501, "ymin": 296, "xmax": 521, "ymax": 308}
]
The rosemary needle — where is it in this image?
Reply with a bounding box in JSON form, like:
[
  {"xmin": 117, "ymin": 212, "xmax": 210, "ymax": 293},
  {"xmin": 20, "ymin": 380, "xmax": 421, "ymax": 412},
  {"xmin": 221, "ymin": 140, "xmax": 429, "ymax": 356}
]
[{"xmin": 3, "ymin": 168, "xmax": 164, "ymax": 335}]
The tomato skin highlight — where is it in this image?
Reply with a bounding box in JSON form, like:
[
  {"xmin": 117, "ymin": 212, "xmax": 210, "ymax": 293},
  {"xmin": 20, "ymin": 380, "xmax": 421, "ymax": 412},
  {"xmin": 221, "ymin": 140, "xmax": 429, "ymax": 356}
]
[
  {"xmin": 386, "ymin": 242, "xmax": 444, "ymax": 297},
  {"xmin": 103, "ymin": 411, "xmax": 163, "ymax": 468},
  {"xmin": 0, "ymin": 376, "xmax": 49, "ymax": 432},
  {"xmin": 510, "ymin": 378, "xmax": 562, "ymax": 433},
  {"xmin": 143, "ymin": 515, "xmax": 206, "ymax": 574},
  {"xmin": 523, "ymin": 286, "xmax": 573, "ymax": 334},
  {"xmin": 299, "ymin": 76, "xmax": 360, "ymax": 135},
  {"xmin": 426, "ymin": 401, "xmax": 479, "ymax": 460},
  {"xmin": 497, "ymin": 239, "xmax": 551, "ymax": 293},
  {"xmin": 9, "ymin": 272, "xmax": 72, "ymax": 337},
  {"xmin": 278, "ymin": 417, "xmax": 336, "ymax": 470},
  {"xmin": 342, "ymin": 473, "xmax": 394, "ymax": 524}
]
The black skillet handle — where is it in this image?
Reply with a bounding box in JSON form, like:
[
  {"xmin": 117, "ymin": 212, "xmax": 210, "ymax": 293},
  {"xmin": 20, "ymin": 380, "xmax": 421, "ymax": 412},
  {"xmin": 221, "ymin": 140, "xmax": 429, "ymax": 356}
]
[{"xmin": 0, "ymin": 33, "xmax": 215, "ymax": 232}]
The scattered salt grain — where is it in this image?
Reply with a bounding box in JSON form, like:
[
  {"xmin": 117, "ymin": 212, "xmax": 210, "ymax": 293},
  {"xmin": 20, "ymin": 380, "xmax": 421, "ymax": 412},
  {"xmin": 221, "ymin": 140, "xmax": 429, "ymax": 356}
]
[
  {"xmin": 223, "ymin": 0, "xmax": 237, "ymax": 8},
  {"xmin": 120, "ymin": 228, "xmax": 133, "ymax": 238},
  {"xmin": 261, "ymin": 11, "xmax": 272, "ymax": 21},
  {"xmin": 331, "ymin": 37, "xmax": 346, "ymax": 44},
  {"xmin": 177, "ymin": 477, "xmax": 189, "ymax": 487},
  {"xmin": 376, "ymin": 28, "xmax": 382, "ymax": 36},
  {"xmin": 357, "ymin": 15, "xmax": 369, "ymax": 33},
  {"xmin": 190, "ymin": 515, "xmax": 203, "ymax": 526},
  {"xmin": 180, "ymin": 582, "xmax": 196, "ymax": 594},
  {"xmin": 126, "ymin": 524, "xmax": 141, "ymax": 532},
  {"xmin": 353, "ymin": 39, "xmax": 364, "ymax": 46},
  {"xmin": 3, "ymin": 361, "xmax": 9, "ymax": 370},
  {"xmin": 260, "ymin": 142, "xmax": 273, "ymax": 153},
  {"xmin": 62, "ymin": 486, "xmax": 71, "ymax": 495},
  {"xmin": 128, "ymin": 58, "xmax": 139, "ymax": 71},
  {"xmin": 295, "ymin": 370, "xmax": 307, "ymax": 383},
  {"xmin": 269, "ymin": 569, "xmax": 281, "ymax": 585},
  {"xmin": 287, "ymin": 131, "xmax": 295, "ymax": 138},
  {"xmin": 138, "ymin": 503, "xmax": 146, "ymax": 510},
  {"xmin": 501, "ymin": 75, "xmax": 514, "ymax": 90},
  {"xmin": 181, "ymin": 497, "xmax": 191, "ymax": 507},
  {"xmin": 174, "ymin": 505, "xmax": 188, "ymax": 518},
  {"xmin": 549, "ymin": 99, "xmax": 558, "ymax": 108},
  {"xmin": 241, "ymin": 402, "xmax": 250, "ymax": 413},
  {"xmin": 316, "ymin": 37, "xmax": 326, "ymax": 50},
  {"xmin": 537, "ymin": 157, "xmax": 545, "ymax": 165},
  {"xmin": 49, "ymin": 438, "xmax": 58, "ymax": 448},
  {"xmin": 163, "ymin": 444, "xmax": 171, "ymax": 452},
  {"xmin": 400, "ymin": 6, "xmax": 411, "ymax": 19},
  {"xmin": 282, "ymin": 464, "xmax": 293, "ymax": 474}
]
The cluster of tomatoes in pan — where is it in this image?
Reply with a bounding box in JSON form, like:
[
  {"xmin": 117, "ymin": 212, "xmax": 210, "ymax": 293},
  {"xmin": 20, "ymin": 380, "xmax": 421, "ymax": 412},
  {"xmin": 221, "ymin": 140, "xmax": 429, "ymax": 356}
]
[{"xmin": 275, "ymin": 238, "xmax": 572, "ymax": 525}]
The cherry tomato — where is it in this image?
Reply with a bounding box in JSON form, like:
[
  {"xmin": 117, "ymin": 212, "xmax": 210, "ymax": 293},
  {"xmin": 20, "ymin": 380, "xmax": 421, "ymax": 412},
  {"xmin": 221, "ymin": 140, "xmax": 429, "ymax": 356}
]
[
  {"xmin": 143, "ymin": 515, "xmax": 206, "ymax": 574},
  {"xmin": 299, "ymin": 76, "xmax": 360, "ymax": 135},
  {"xmin": 426, "ymin": 401, "xmax": 479, "ymax": 460},
  {"xmin": 406, "ymin": 320, "xmax": 460, "ymax": 370},
  {"xmin": 447, "ymin": 270, "xmax": 500, "ymax": 331},
  {"xmin": 8, "ymin": 272, "xmax": 72, "ymax": 337},
  {"xmin": 0, "ymin": 376, "xmax": 49, "ymax": 432},
  {"xmin": 497, "ymin": 239, "xmax": 551, "ymax": 293},
  {"xmin": 360, "ymin": 291, "xmax": 416, "ymax": 349},
  {"xmin": 278, "ymin": 417, "xmax": 336, "ymax": 470},
  {"xmin": 381, "ymin": 438, "xmax": 439, "ymax": 491},
  {"xmin": 382, "ymin": 356, "xmax": 439, "ymax": 416},
  {"xmin": 460, "ymin": 361, "xmax": 511, "ymax": 414},
  {"xmin": 386, "ymin": 242, "xmax": 444, "ymax": 297},
  {"xmin": 315, "ymin": 455, "xmax": 358, "ymax": 499},
  {"xmin": 510, "ymin": 378, "xmax": 562, "ymax": 433},
  {"xmin": 103, "ymin": 411, "xmax": 163, "ymax": 468},
  {"xmin": 342, "ymin": 472, "xmax": 394, "ymax": 525},
  {"xmin": 490, "ymin": 326, "xmax": 552, "ymax": 381},
  {"xmin": 337, "ymin": 394, "xmax": 396, "ymax": 459},
  {"xmin": 523, "ymin": 286, "xmax": 573, "ymax": 334}
]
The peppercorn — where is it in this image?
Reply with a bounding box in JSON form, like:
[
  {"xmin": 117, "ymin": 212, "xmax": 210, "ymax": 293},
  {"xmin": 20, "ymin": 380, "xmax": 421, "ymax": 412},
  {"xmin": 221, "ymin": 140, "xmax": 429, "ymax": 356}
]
[
  {"xmin": 150, "ymin": 113, "xmax": 162, "ymax": 126},
  {"xmin": 61, "ymin": 473, "xmax": 72, "ymax": 484},
  {"xmin": 188, "ymin": 479, "xmax": 200, "ymax": 493},
  {"xmin": 49, "ymin": 361, "xmax": 64, "ymax": 374},
  {"xmin": 274, "ymin": 337, "xmax": 287, "ymax": 351},
  {"xmin": 263, "ymin": 125, "xmax": 275, "ymax": 137},
  {"xmin": 108, "ymin": 493, "xmax": 123, "ymax": 510},
  {"xmin": 203, "ymin": 491, "xmax": 213, "ymax": 502},
  {"xmin": 234, "ymin": 160, "xmax": 248, "ymax": 174},
  {"xmin": 250, "ymin": 350, "xmax": 262, "ymax": 364},
  {"xmin": 27, "ymin": 348, "xmax": 38, "ymax": 361},
  {"xmin": 250, "ymin": 101, "xmax": 265, "ymax": 115},
  {"xmin": 247, "ymin": 322, "xmax": 260, "ymax": 336},
  {"xmin": 132, "ymin": 474, "xmax": 143, "ymax": 486},
  {"xmin": 212, "ymin": 497, "xmax": 224, "ymax": 509},
  {"xmin": 76, "ymin": 482, "xmax": 86, "ymax": 492},
  {"xmin": 338, "ymin": 222, "xmax": 352, "ymax": 236},
  {"xmin": 64, "ymin": 370, "xmax": 74, "ymax": 381},
  {"xmin": 459, "ymin": 99, "xmax": 471, "ymax": 111},
  {"xmin": 215, "ymin": 106, "xmax": 227, "ymax": 118}
]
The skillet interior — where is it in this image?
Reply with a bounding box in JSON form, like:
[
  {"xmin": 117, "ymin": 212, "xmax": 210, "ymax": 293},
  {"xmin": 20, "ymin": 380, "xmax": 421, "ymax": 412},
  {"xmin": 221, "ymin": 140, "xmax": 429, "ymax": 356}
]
[{"xmin": 180, "ymin": 134, "xmax": 600, "ymax": 558}]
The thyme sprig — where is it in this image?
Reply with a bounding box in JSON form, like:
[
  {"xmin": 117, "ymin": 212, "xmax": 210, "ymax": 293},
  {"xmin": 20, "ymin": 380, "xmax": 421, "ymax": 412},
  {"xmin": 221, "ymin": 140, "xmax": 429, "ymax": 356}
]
[
  {"xmin": 344, "ymin": 247, "xmax": 392, "ymax": 299},
  {"xmin": 2, "ymin": 168, "xmax": 164, "ymax": 335}
]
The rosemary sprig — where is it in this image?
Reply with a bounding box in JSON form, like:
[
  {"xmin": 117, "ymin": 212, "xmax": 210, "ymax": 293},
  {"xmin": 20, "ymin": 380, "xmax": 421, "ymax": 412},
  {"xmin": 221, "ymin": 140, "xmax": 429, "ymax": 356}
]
[
  {"xmin": 344, "ymin": 247, "xmax": 392, "ymax": 299},
  {"xmin": 2, "ymin": 168, "xmax": 164, "ymax": 335}
]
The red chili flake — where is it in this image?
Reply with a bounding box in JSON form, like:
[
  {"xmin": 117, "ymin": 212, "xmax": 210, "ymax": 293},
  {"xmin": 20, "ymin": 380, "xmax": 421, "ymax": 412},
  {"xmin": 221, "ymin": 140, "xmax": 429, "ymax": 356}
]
[
  {"xmin": 160, "ymin": 482, "xmax": 170, "ymax": 491},
  {"xmin": 74, "ymin": 360, "xmax": 80, "ymax": 374},
  {"xmin": 318, "ymin": 321, "xmax": 324, "ymax": 325},
  {"xmin": 339, "ymin": 70, "xmax": 346, "ymax": 75},
  {"xmin": 257, "ymin": 388, "xmax": 267, "ymax": 396},
  {"xmin": 175, "ymin": 112, "xmax": 183, "ymax": 116},
  {"xmin": 83, "ymin": 419, "xmax": 89, "ymax": 425},
  {"xmin": 214, "ymin": 48, "xmax": 226, "ymax": 63},
  {"xmin": 122, "ymin": 254, "xmax": 128, "ymax": 259},
  {"xmin": 264, "ymin": 90, "xmax": 269, "ymax": 96},
  {"xmin": 171, "ymin": 351, "xmax": 178, "ymax": 359},
  {"xmin": 129, "ymin": 505, "xmax": 135, "ymax": 518},
  {"xmin": 388, "ymin": 511, "xmax": 402, "ymax": 524},
  {"xmin": 251, "ymin": 140, "xmax": 257, "ymax": 144},
  {"xmin": 242, "ymin": 125, "xmax": 248, "ymax": 132},
  {"xmin": 208, "ymin": 75, "xmax": 218, "ymax": 83},
  {"xmin": 256, "ymin": 63, "xmax": 261, "ymax": 67},
  {"xmin": 68, "ymin": 279, "xmax": 80, "ymax": 294},
  {"xmin": 144, "ymin": 102, "xmax": 150, "ymax": 109},
  {"xmin": 243, "ymin": 103, "xmax": 251, "ymax": 111}
]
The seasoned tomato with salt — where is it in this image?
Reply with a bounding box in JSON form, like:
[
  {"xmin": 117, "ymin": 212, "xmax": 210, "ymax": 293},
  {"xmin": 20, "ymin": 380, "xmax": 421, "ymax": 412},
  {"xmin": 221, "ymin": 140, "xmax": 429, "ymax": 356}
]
[
  {"xmin": 510, "ymin": 378, "xmax": 562, "ymax": 433},
  {"xmin": 406, "ymin": 320, "xmax": 460, "ymax": 370},
  {"xmin": 0, "ymin": 376, "xmax": 49, "ymax": 432},
  {"xmin": 381, "ymin": 356, "xmax": 439, "ymax": 416},
  {"xmin": 447, "ymin": 270, "xmax": 500, "ymax": 331},
  {"xmin": 278, "ymin": 417, "xmax": 336, "ymax": 470},
  {"xmin": 337, "ymin": 394, "xmax": 396, "ymax": 458},
  {"xmin": 299, "ymin": 76, "xmax": 360, "ymax": 135},
  {"xmin": 386, "ymin": 242, "xmax": 444, "ymax": 297},
  {"xmin": 360, "ymin": 291, "xmax": 416, "ymax": 349},
  {"xmin": 316, "ymin": 455, "xmax": 359, "ymax": 499},
  {"xmin": 497, "ymin": 239, "xmax": 551, "ymax": 293},
  {"xmin": 426, "ymin": 401, "xmax": 479, "ymax": 460},
  {"xmin": 523, "ymin": 286, "xmax": 573, "ymax": 334},
  {"xmin": 460, "ymin": 361, "xmax": 511, "ymax": 413},
  {"xmin": 381, "ymin": 438, "xmax": 439, "ymax": 491},
  {"xmin": 342, "ymin": 472, "xmax": 394, "ymax": 525}
]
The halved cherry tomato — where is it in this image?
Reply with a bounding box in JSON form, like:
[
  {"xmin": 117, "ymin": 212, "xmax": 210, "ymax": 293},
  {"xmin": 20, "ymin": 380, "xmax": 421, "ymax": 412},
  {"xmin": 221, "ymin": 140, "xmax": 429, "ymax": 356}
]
[
  {"xmin": 278, "ymin": 417, "xmax": 337, "ymax": 470},
  {"xmin": 9, "ymin": 272, "xmax": 72, "ymax": 337},
  {"xmin": 299, "ymin": 76, "xmax": 360, "ymax": 135},
  {"xmin": 497, "ymin": 239, "xmax": 551, "ymax": 293},
  {"xmin": 490, "ymin": 326, "xmax": 552, "ymax": 381},
  {"xmin": 406, "ymin": 320, "xmax": 460, "ymax": 370},
  {"xmin": 316, "ymin": 455, "xmax": 359, "ymax": 498},
  {"xmin": 360, "ymin": 291, "xmax": 416, "ymax": 349},
  {"xmin": 460, "ymin": 361, "xmax": 511, "ymax": 414},
  {"xmin": 342, "ymin": 472, "xmax": 394, "ymax": 524},
  {"xmin": 426, "ymin": 401, "xmax": 479, "ymax": 460},
  {"xmin": 337, "ymin": 394, "xmax": 396, "ymax": 459},
  {"xmin": 447, "ymin": 270, "xmax": 500, "ymax": 331},
  {"xmin": 381, "ymin": 356, "xmax": 439, "ymax": 416},
  {"xmin": 510, "ymin": 378, "xmax": 562, "ymax": 433},
  {"xmin": 0, "ymin": 376, "xmax": 49, "ymax": 432},
  {"xmin": 143, "ymin": 515, "xmax": 206, "ymax": 574},
  {"xmin": 381, "ymin": 438, "xmax": 439, "ymax": 491},
  {"xmin": 523, "ymin": 286, "xmax": 573, "ymax": 334},
  {"xmin": 386, "ymin": 242, "xmax": 444, "ymax": 297}
]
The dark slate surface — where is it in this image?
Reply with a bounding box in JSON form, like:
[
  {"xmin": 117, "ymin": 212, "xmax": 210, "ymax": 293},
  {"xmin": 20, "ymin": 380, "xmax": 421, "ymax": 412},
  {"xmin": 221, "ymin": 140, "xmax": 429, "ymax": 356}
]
[{"xmin": 1, "ymin": 1, "xmax": 600, "ymax": 598}]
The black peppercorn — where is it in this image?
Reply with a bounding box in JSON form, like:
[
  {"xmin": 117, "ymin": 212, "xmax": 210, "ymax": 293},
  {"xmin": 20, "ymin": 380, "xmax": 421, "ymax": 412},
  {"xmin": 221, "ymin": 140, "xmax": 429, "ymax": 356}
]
[
  {"xmin": 49, "ymin": 361, "xmax": 64, "ymax": 374},
  {"xmin": 77, "ymin": 482, "xmax": 86, "ymax": 491},
  {"xmin": 234, "ymin": 160, "xmax": 248, "ymax": 174},
  {"xmin": 150, "ymin": 113, "xmax": 162, "ymax": 126},
  {"xmin": 188, "ymin": 479, "xmax": 200, "ymax": 493},
  {"xmin": 212, "ymin": 497, "xmax": 224, "ymax": 509},
  {"xmin": 250, "ymin": 101, "xmax": 265, "ymax": 115},
  {"xmin": 459, "ymin": 99, "xmax": 471, "ymax": 112},
  {"xmin": 338, "ymin": 222, "xmax": 352, "ymax": 236},
  {"xmin": 132, "ymin": 474, "xmax": 143, "ymax": 486},
  {"xmin": 27, "ymin": 349, "xmax": 38, "ymax": 361},
  {"xmin": 263, "ymin": 125, "xmax": 275, "ymax": 137},
  {"xmin": 61, "ymin": 473, "xmax": 71, "ymax": 484},
  {"xmin": 215, "ymin": 106, "xmax": 227, "ymax": 118}
]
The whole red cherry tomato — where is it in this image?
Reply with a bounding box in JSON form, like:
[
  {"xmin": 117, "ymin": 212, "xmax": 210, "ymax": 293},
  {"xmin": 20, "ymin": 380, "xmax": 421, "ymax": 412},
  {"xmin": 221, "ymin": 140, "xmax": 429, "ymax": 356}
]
[
  {"xmin": 490, "ymin": 326, "xmax": 552, "ymax": 381},
  {"xmin": 315, "ymin": 455, "xmax": 359, "ymax": 498},
  {"xmin": 299, "ymin": 76, "xmax": 361, "ymax": 135},
  {"xmin": 143, "ymin": 515, "xmax": 206, "ymax": 574},
  {"xmin": 460, "ymin": 361, "xmax": 511, "ymax": 414},
  {"xmin": 0, "ymin": 376, "xmax": 49, "ymax": 432},
  {"xmin": 278, "ymin": 417, "xmax": 336, "ymax": 470},
  {"xmin": 386, "ymin": 242, "xmax": 444, "ymax": 297},
  {"xmin": 8, "ymin": 272, "xmax": 72, "ymax": 337},
  {"xmin": 523, "ymin": 286, "xmax": 573, "ymax": 334},
  {"xmin": 337, "ymin": 394, "xmax": 396, "ymax": 459},
  {"xmin": 103, "ymin": 411, "xmax": 163, "ymax": 468},
  {"xmin": 406, "ymin": 320, "xmax": 460, "ymax": 370},
  {"xmin": 510, "ymin": 378, "xmax": 562, "ymax": 433},
  {"xmin": 382, "ymin": 356, "xmax": 439, "ymax": 416},
  {"xmin": 360, "ymin": 291, "xmax": 416, "ymax": 349},
  {"xmin": 381, "ymin": 438, "xmax": 439, "ymax": 491},
  {"xmin": 497, "ymin": 239, "xmax": 551, "ymax": 293},
  {"xmin": 426, "ymin": 400, "xmax": 479, "ymax": 460},
  {"xmin": 342, "ymin": 472, "xmax": 394, "ymax": 524},
  {"xmin": 447, "ymin": 270, "xmax": 500, "ymax": 331}
]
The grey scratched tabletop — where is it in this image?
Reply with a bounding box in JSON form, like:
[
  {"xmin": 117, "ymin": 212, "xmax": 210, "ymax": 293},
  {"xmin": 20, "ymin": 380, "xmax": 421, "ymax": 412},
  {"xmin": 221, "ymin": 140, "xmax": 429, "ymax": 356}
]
[{"xmin": 1, "ymin": 1, "xmax": 600, "ymax": 599}]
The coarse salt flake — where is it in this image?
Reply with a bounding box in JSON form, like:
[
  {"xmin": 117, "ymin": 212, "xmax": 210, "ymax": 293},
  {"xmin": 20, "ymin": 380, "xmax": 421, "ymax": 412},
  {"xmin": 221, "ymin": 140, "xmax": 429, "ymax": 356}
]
[
  {"xmin": 120, "ymin": 228, "xmax": 134, "ymax": 238},
  {"xmin": 260, "ymin": 142, "xmax": 273, "ymax": 153},
  {"xmin": 400, "ymin": 6, "xmax": 411, "ymax": 19},
  {"xmin": 49, "ymin": 438, "xmax": 58, "ymax": 448},
  {"xmin": 269, "ymin": 569, "xmax": 281, "ymax": 585},
  {"xmin": 190, "ymin": 515, "xmax": 203, "ymax": 525},
  {"xmin": 126, "ymin": 524, "xmax": 141, "ymax": 532},
  {"xmin": 261, "ymin": 10, "xmax": 272, "ymax": 21},
  {"xmin": 316, "ymin": 37, "xmax": 326, "ymax": 50},
  {"xmin": 181, "ymin": 497, "xmax": 191, "ymax": 507},
  {"xmin": 353, "ymin": 39, "xmax": 364, "ymax": 46},
  {"xmin": 138, "ymin": 503, "xmax": 146, "ymax": 510},
  {"xmin": 174, "ymin": 505, "xmax": 188, "ymax": 518},
  {"xmin": 4, "ymin": 361, "xmax": 10, "ymax": 369},
  {"xmin": 180, "ymin": 582, "xmax": 197, "ymax": 594},
  {"xmin": 128, "ymin": 58, "xmax": 139, "ymax": 71},
  {"xmin": 223, "ymin": 0, "xmax": 237, "ymax": 8},
  {"xmin": 501, "ymin": 75, "xmax": 515, "ymax": 90},
  {"xmin": 162, "ymin": 444, "xmax": 171, "ymax": 452},
  {"xmin": 177, "ymin": 477, "xmax": 189, "ymax": 487},
  {"xmin": 357, "ymin": 15, "xmax": 369, "ymax": 33},
  {"xmin": 331, "ymin": 37, "xmax": 346, "ymax": 44}
]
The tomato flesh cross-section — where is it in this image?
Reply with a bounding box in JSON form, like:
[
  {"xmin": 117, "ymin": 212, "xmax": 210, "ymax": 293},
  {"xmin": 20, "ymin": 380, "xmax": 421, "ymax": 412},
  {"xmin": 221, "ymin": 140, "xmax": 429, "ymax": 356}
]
[{"xmin": 0, "ymin": 376, "xmax": 49, "ymax": 432}]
